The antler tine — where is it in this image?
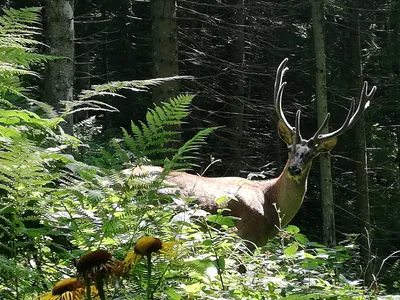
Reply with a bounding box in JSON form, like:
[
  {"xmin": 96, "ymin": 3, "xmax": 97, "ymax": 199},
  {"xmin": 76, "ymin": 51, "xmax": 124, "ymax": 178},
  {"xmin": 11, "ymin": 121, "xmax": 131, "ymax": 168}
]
[
  {"xmin": 274, "ymin": 58, "xmax": 289, "ymax": 101},
  {"xmin": 316, "ymin": 98, "xmax": 356, "ymax": 141},
  {"xmin": 295, "ymin": 110, "xmax": 302, "ymax": 142},
  {"xmin": 274, "ymin": 58, "xmax": 295, "ymax": 133},
  {"xmin": 349, "ymin": 81, "xmax": 377, "ymax": 125},
  {"xmin": 315, "ymin": 81, "xmax": 377, "ymax": 141},
  {"xmin": 310, "ymin": 113, "xmax": 331, "ymax": 142}
]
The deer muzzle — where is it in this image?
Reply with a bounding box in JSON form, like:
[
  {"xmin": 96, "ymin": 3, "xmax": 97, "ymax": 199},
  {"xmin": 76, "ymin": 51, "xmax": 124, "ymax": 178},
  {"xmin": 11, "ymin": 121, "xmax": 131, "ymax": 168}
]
[{"xmin": 288, "ymin": 165, "xmax": 302, "ymax": 177}]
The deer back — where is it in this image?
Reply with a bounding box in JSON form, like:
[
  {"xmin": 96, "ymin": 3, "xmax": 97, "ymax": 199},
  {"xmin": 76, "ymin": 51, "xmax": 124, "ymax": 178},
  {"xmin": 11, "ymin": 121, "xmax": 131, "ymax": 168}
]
[{"xmin": 131, "ymin": 165, "xmax": 280, "ymax": 245}]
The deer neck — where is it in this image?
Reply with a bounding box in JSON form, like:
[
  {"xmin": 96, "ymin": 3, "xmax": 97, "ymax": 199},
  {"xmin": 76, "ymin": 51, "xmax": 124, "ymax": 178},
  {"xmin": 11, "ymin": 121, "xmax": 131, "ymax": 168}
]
[{"xmin": 273, "ymin": 160, "xmax": 312, "ymax": 226}]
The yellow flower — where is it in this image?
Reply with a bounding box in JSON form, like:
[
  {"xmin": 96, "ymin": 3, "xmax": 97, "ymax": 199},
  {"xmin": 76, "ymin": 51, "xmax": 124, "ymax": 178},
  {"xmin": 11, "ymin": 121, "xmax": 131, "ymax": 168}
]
[
  {"xmin": 123, "ymin": 236, "xmax": 178, "ymax": 272},
  {"xmin": 122, "ymin": 250, "xmax": 143, "ymax": 272},
  {"xmin": 135, "ymin": 236, "xmax": 162, "ymax": 255},
  {"xmin": 76, "ymin": 249, "xmax": 123, "ymax": 280},
  {"xmin": 35, "ymin": 278, "xmax": 98, "ymax": 300}
]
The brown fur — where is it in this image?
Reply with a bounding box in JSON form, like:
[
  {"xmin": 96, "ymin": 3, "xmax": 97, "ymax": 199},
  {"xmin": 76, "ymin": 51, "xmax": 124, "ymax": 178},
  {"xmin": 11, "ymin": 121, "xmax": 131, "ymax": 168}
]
[{"xmin": 128, "ymin": 163, "xmax": 309, "ymax": 247}]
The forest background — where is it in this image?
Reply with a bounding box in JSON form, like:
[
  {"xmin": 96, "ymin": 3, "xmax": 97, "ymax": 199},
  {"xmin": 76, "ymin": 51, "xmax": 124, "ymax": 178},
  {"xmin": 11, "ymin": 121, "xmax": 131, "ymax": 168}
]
[{"xmin": 1, "ymin": 0, "xmax": 400, "ymax": 299}]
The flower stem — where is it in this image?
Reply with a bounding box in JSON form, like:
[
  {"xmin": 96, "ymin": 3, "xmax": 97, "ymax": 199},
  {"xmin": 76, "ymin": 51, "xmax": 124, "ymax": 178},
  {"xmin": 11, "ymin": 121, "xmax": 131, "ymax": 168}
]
[
  {"xmin": 96, "ymin": 274, "xmax": 107, "ymax": 300},
  {"xmin": 84, "ymin": 278, "xmax": 92, "ymax": 300},
  {"xmin": 146, "ymin": 254, "xmax": 152, "ymax": 300},
  {"xmin": 205, "ymin": 220, "xmax": 225, "ymax": 290}
]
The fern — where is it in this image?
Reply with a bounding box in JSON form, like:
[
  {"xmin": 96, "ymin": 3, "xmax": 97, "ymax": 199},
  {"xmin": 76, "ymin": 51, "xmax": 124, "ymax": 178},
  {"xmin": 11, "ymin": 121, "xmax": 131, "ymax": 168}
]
[
  {"xmin": 0, "ymin": 8, "xmax": 83, "ymax": 298},
  {"xmin": 165, "ymin": 126, "xmax": 218, "ymax": 171},
  {"xmin": 122, "ymin": 94, "xmax": 216, "ymax": 169},
  {"xmin": 0, "ymin": 7, "xmax": 56, "ymax": 100},
  {"xmin": 78, "ymin": 75, "xmax": 193, "ymax": 101}
]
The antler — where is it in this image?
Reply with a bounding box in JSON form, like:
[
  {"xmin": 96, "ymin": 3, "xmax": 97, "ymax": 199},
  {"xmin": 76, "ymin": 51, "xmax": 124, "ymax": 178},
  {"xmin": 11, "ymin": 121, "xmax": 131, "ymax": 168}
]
[
  {"xmin": 274, "ymin": 58, "xmax": 377, "ymax": 145},
  {"xmin": 274, "ymin": 58, "xmax": 303, "ymax": 142},
  {"xmin": 274, "ymin": 58, "xmax": 296, "ymax": 133},
  {"xmin": 311, "ymin": 81, "xmax": 377, "ymax": 143}
]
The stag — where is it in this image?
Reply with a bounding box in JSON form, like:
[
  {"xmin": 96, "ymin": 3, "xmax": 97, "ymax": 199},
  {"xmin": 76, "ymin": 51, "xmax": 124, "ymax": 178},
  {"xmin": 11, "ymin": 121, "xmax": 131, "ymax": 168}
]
[{"xmin": 130, "ymin": 58, "xmax": 377, "ymax": 247}]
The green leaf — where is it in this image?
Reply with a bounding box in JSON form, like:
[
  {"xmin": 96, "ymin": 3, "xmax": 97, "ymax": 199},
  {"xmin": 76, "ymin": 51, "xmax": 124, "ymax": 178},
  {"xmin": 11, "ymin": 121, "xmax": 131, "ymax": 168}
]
[
  {"xmin": 214, "ymin": 257, "xmax": 225, "ymax": 271},
  {"xmin": 202, "ymin": 239, "xmax": 212, "ymax": 246},
  {"xmin": 184, "ymin": 283, "xmax": 202, "ymax": 294},
  {"xmin": 184, "ymin": 258, "xmax": 213, "ymax": 273},
  {"xmin": 284, "ymin": 243, "xmax": 298, "ymax": 256},
  {"xmin": 285, "ymin": 225, "xmax": 300, "ymax": 234},
  {"xmin": 22, "ymin": 227, "xmax": 47, "ymax": 237},
  {"xmin": 301, "ymin": 261, "xmax": 319, "ymax": 270},
  {"xmin": 294, "ymin": 233, "xmax": 308, "ymax": 244},
  {"xmin": 208, "ymin": 215, "xmax": 235, "ymax": 227},
  {"xmin": 267, "ymin": 282, "xmax": 275, "ymax": 293},
  {"xmin": 215, "ymin": 195, "xmax": 236, "ymax": 206},
  {"xmin": 307, "ymin": 242, "xmax": 326, "ymax": 248},
  {"xmin": 87, "ymin": 190, "xmax": 104, "ymax": 203},
  {"xmin": 166, "ymin": 288, "xmax": 181, "ymax": 300}
]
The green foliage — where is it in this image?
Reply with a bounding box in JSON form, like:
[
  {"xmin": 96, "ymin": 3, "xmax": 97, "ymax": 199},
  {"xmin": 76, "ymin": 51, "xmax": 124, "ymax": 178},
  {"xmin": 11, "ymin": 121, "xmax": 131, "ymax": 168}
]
[
  {"xmin": 0, "ymin": 90, "xmax": 378, "ymax": 299},
  {"xmin": 0, "ymin": 7, "xmax": 82, "ymax": 298},
  {"xmin": 123, "ymin": 94, "xmax": 194, "ymax": 161},
  {"xmin": 0, "ymin": 5, "xmax": 395, "ymax": 300},
  {"xmin": 44, "ymin": 94, "xmax": 371, "ymax": 299},
  {"xmin": 121, "ymin": 93, "xmax": 218, "ymax": 169},
  {"xmin": 78, "ymin": 75, "xmax": 193, "ymax": 101},
  {"xmin": 0, "ymin": 7, "xmax": 56, "ymax": 101}
]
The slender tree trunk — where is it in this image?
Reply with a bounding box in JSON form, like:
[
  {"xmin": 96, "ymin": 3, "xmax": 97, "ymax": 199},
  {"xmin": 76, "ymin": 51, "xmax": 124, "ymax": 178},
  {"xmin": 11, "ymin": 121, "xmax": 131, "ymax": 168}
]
[
  {"xmin": 347, "ymin": 0, "xmax": 372, "ymax": 285},
  {"xmin": 228, "ymin": 0, "xmax": 245, "ymax": 175},
  {"xmin": 390, "ymin": 3, "xmax": 400, "ymax": 237},
  {"xmin": 310, "ymin": 0, "xmax": 336, "ymax": 246},
  {"xmin": 43, "ymin": 0, "xmax": 74, "ymax": 133},
  {"xmin": 151, "ymin": 0, "xmax": 179, "ymax": 104},
  {"xmin": 75, "ymin": 43, "xmax": 91, "ymax": 120},
  {"xmin": 390, "ymin": 0, "xmax": 400, "ymax": 185},
  {"xmin": 100, "ymin": 6, "xmax": 112, "ymax": 130}
]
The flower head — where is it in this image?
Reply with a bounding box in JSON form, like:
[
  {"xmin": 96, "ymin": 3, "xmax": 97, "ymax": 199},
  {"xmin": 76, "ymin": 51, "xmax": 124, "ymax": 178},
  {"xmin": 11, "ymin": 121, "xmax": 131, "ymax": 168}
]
[
  {"xmin": 76, "ymin": 249, "xmax": 122, "ymax": 280},
  {"xmin": 134, "ymin": 236, "xmax": 162, "ymax": 255},
  {"xmin": 35, "ymin": 278, "xmax": 98, "ymax": 300},
  {"xmin": 123, "ymin": 236, "xmax": 178, "ymax": 272}
]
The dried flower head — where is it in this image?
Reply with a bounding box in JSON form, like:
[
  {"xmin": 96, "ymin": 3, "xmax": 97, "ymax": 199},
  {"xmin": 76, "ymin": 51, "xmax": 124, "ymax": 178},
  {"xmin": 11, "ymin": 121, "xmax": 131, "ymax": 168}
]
[
  {"xmin": 123, "ymin": 236, "xmax": 178, "ymax": 272},
  {"xmin": 134, "ymin": 236, "xmax": 162, "ymax": 255},
  {"xmin": 35, "ymin": 278, "xmax": 98, "ymax": 300},
  {"xmin": 109, "ymin": 259, "xmax": 125, "ymax": 277},
  {"xmin": 76, "ymin": 249, "xmax": 122, "ymax": 280}
]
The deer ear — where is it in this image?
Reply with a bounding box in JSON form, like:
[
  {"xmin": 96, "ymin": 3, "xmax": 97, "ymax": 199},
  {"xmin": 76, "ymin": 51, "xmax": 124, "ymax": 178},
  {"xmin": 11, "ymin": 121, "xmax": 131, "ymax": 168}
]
[
  {"xmin": 277, "ymin": 120, "xmax": 293, "ymax": 145},
  {"xmin": 315, "ymin": 137, "xmax": 337, "ymax": 152}
]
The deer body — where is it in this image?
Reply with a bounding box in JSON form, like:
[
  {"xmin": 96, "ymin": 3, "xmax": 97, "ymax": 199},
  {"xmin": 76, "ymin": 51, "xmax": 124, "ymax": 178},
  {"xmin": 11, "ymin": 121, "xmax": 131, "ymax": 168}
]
[
  {"xmin": 130, "ymin": 58, "xmax": 376, "ymax": 247},
  {"xmin": 133, "ymin": 161, "xmax": 310, "ymax": 246}
]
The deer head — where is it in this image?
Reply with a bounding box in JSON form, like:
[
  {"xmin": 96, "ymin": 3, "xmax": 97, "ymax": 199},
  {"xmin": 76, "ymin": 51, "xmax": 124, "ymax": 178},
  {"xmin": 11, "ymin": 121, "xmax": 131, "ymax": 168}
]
[{"xmin": 274, "ymin": 58, "xmax": 377, "ymax": 180}]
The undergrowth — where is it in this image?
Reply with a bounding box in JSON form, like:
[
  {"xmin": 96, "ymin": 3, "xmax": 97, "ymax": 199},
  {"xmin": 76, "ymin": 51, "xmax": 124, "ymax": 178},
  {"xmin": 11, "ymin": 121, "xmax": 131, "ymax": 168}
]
[{"xmin": 0, "ymin": 6, "xmax": 391, "ymax": 300}]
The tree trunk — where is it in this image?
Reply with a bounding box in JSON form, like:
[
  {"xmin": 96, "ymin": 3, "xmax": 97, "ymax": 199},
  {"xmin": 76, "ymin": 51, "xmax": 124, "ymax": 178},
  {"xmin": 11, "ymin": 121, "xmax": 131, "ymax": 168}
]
[
  {"xmin": 75, "ymin": 43, "xmax": 91, "ymax": 121},
  {"xmin": 347, "ymin": 0, "xmax": 372, "ymax": 285},
  {"xmin": 389, "ymin": 0, "xmax": 400, "ymax": 183},
  {"xmin": 310, "ymin": 0, "xmax": 336, "ymax": 247},
  {"xmin": 151, "ymin": 0, "xmax": 179, "ymax": 104},
  {"xmin": 227, "ymin": 0, "xmax": 245, "ymax": 175},
  {"xmin": 43, "ymin": 0, "xmax": 74, "ymax": 133}
]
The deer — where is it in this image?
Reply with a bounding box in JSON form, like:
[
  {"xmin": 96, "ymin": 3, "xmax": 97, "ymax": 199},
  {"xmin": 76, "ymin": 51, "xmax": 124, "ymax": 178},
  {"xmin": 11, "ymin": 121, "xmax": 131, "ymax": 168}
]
[{"xmin": 128, "ymin": 58, "xmax": 377, "ymax": 247}]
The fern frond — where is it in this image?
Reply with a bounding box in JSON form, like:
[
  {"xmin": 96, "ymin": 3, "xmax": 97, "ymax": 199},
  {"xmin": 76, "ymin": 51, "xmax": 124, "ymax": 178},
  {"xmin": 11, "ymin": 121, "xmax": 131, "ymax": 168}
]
[
  {"xmin": 0, "ymin": 7, "xmax": 53, "ymax": 102},
  {"xmin": 78, "ymin": 76, "xmax": 193, "ymax": 101},
  {"xmin": 165, "ymin": 127, "xmax": 218, "ymax": 171},
  {"xmin": 28, "ymin": 99, "xmax": 59, "ymax": 118},
  {"xmin": 0, "ymin": 7, "xmax": 41, "ymax": 27},
  {"xmin": 124, "ymin": 94, "xmax": 197, "ymax": 160},
  {"xmin": 0, "ymin": 97, "xmax": 15, "ymax": 108},
  {"xmin": 61, "ymin": 99, "xmax": 119, "ymax": 115}
]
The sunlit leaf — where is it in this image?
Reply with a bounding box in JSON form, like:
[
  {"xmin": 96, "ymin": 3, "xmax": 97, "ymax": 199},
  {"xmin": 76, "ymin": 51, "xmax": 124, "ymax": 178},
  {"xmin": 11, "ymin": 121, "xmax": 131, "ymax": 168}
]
[{"xmin": 284, "ymin": 243, "xmax": 298, "ymax": 256}]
